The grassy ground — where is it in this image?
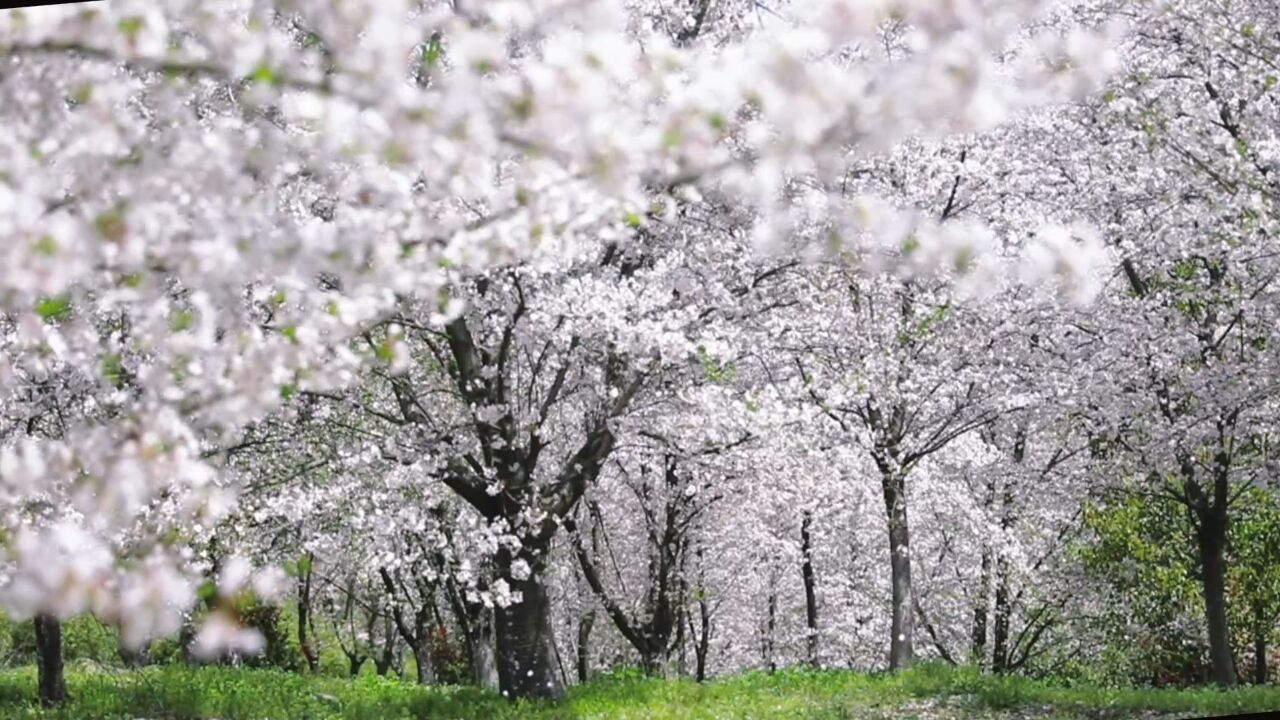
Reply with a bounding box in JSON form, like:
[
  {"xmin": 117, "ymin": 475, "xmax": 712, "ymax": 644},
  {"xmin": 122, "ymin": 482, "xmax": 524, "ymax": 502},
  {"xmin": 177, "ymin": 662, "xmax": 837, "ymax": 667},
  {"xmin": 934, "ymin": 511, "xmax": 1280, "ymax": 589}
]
[{"xmin": 0, "ymin": 663, "xmax": 1276, "ymax": 719}]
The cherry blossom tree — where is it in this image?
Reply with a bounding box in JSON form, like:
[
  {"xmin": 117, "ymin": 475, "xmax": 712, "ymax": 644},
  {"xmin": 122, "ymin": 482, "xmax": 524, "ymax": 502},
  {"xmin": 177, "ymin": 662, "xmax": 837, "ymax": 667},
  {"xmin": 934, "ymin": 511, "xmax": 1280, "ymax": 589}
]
[{"xmin": 0, "ymin": 0, "xmax": 1125, "ymax": 704}]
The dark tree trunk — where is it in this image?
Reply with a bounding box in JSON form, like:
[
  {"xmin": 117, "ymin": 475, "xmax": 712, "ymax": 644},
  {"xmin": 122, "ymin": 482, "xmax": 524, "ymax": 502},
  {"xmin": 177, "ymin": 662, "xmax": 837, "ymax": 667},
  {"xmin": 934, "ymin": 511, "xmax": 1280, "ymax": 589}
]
[
  {"xmin": 881, "ymin": 470, "xmax": 915, "ymax": 670},
  {"xmin": 377, "ymin": 567, "xmax": 434, "ymax": 685},
  {"xmin": 763, "ymin": 589, "xmax": 777, "ymax": 673},
  {"xmin": 577, "ymin": 610, "xmax": 596, "ymax": 683},
  {"xmin": 673, "ymin": 603, "xmax": 688, "ymax": 678},
  {"xmin": 494, "ymin": 548, "xmax": 563, "ymax": 701},
  {"xmin": 297, "ymin": 554, "xmax": 320, "ymax": 673},
  {"xmin": 374, "ymin": 605, "xmax": 403, "ymax": 677},
  {"xmin": 972, "ymin": 544, "xmax": 991, "ymax": 668},
  {"xmin": 411, "ymin": 642, "xmax": 432, "ymax": 684},
  {"xmin": 375, "ymin": 623, "xmax": 397, "ymax": 677},
  {"xmin": 1196, "ymin": 513, "xmax": 1237, "ymax": 687},
  {"xmin": 1252, "ymin": 602, "xmax": 1268, "ymax": 684},
  {"xmin": 34, "ymin": 614, "xmax": 67, "ymax": 708},
  {"xmin": 991, "ymin": 554, "xmax": 1012, "ymax": 673},
  {"xmin": 693, "ymin": 594, "xmax": 711, "ymax": 682},
  {"xmin": 1255, "ymin": 633, "xmax": 1267, "ymax": 685},
  {"xmin": 800, "ymin": 511, "xmax": 820, "ymax": 668},
  {"xmin": 349, "ymin": 655, "xmax": 367, "ymax": 677},
  {"xmin": 972, "ymin": 476, "xmax": 995, "ymax": 668},
  {"xmin": 991, "ymin": 474, "xmax": 1015, "ymax": 674},
  {"xmin": 576, "ymin": 515, "xmax": 600, "ymax": 684}
]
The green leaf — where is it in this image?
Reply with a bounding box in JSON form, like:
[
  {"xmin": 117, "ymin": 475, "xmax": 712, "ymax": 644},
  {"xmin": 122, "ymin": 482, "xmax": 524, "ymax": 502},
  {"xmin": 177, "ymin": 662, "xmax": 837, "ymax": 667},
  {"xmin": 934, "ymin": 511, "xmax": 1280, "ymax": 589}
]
[
  {"xmin": 247, "ymin": 63, "xmax": 280, "ymax": 86},
  {"xmin": 421, "ymin": 34, "xmax": 444, "ymax": 71},
  {"xmin": 196, "ymin": 580, "xmax": 217, "ymax": 603},
  {"xmin": 35, "ymin": 294, "xmax": 73, "ymax": 322},
  {"xmin": 102, "ymin": 353, "xmax": 125, "ymax": 389},
  {"xmin": 375, "ymin": 339, "xmax": 395, "ymax": 362},
  {"xmin": 32, "ymin": 234, "xmax": 58, "ymax": 257},
  {"xmin": 170, "ymin": 309, "xmax": 195, "ymax": 332},
  {"xmin": 117, "ymin": 16, "xmax": 144, "ymax": 42}
]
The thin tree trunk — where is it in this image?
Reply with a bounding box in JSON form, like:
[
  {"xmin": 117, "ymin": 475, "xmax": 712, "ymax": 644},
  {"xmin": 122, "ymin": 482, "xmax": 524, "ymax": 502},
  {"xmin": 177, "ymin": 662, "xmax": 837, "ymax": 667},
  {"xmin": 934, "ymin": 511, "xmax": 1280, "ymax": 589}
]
[
  {"xmin": 800, "ymin": 511, "xmax": 820, "ymax": 668},
  {"xmin": 694, "ymin": 594, "xmax": 711, "ymax": 682},
  {"xmin": 991, "ymin": 553, "xmax": 1012, "ymax": 673},
  {"xmin": 1255, "ymin": 633, "xmax": 1267, "ymax": 685},
  {"xmin": 375, "ymin": 614, "xmax": 398, "ymax": 676},
  {"xmin": 972, "ymin": 545, "xmax": 992, "ymax": 668},
  {"xmin": 763, "ymin": 589, "xmax": 777, "ymax": 673},
  {"xmin": 576, "ymin": 610, "xmax": 596, "ymax": 683},
  {"xmin": 1197, "ymin": 514, "xmax": 1237, "ymax": 687},
  {"xmin": 34, "ymin": 614, "xmax": 67, "ymax": 708},
  {"xmin": 297, "ymin": 554, "xmax": 320, "ymax": 673},
  {"xmin": 494, "ymin": 548, "xmax": 563, "ymax": 700},
  {"xmin": 576, "ymin": 515, "xmax": 601, "ymax": 684},
  {"xmin": 1251, "ymin": 601, "xmax": 1268, "ymax": 684},
  {"xmin": 991, "ymin": 475, "xmax": 1015, "ymax": 674},
  {"xmin": 674, "ymin": 604, "xmax": 689, "ymax": 678},
  {"xmin": 882, "ymin": 470, "xmax": 915, "ymax": 670},
  {"xmin": 972, "ymin": 476, "xmax": 995, "ymax": 668}
]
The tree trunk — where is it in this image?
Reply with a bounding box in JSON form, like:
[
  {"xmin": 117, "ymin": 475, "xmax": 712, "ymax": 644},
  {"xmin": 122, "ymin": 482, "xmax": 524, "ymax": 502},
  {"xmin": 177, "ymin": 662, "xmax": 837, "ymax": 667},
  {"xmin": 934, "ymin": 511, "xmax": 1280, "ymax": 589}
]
[
  {"xmin": 991, "ymin": 554, "xmax": 1011, "ymax": 673},
  {"xmin": 972, "ymin": 543, "xmax": 991, "ymax": 668},
  {"xmin": 991, "ymin": 475, "xmax": 1015, "ymax": 674},
  {"xmin": 1197, "ymin": 515, "xmax": 1237, "ymax": 687},
  {"xmin": 881, "ymin": 470, "xmax": 915, "ymax": 670},
  {"xmin": 800, "ymin": 511, "xmax": 820, "ymax": 668},
  {"xmin": 34, "ymin": 614, "xmax": 67, "ymax": 708},
  {"xmin": 297, "ymin": 555, "xmax": 320, "ymax": 673},
  {"xmin": 640, "ymin": 643, "xmax": 663, "ymax": 677},
  {"xmin": 349, "ymin": 655, "xmax": 366, "ymax": 677},
  {"xmin": 694, "ymin": 594, "xmax": 711, "ymax": 682},
  {"xmin": 577, "ymin": 610, "xmax": 595, "ymax": 683},
  {"xmin": 410, "ymin": 641, "xmax": 432, "ymax": 685},
  {"xmin": 762, "ymin": 589, "xmax": 777, "ymax": 673},
  {"xmin": 375, "ymin": 611, "xmax": 399, "ymax": 676},
  {"xmin": 469, "ymin": 611, "xmax": 500, "ymax": 690},
  {"xmin": 1255, "ymin": 633, "xmax": 1267, "ymax": 685},
  {"xmin": 972, "ymin": 476, "xmax": 995, "ymax": 668},
  {"xmin": 494, "ymin": 549, "xmax": 563, "ymax": 701}
]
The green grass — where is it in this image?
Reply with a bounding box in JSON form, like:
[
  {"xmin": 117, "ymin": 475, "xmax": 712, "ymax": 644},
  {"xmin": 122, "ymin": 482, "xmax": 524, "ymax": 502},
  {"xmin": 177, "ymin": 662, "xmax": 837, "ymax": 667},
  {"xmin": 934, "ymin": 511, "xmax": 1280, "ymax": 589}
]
[{"xmin": 0, "ymin": 662, "xmax": 1276, "ymax": 719}]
